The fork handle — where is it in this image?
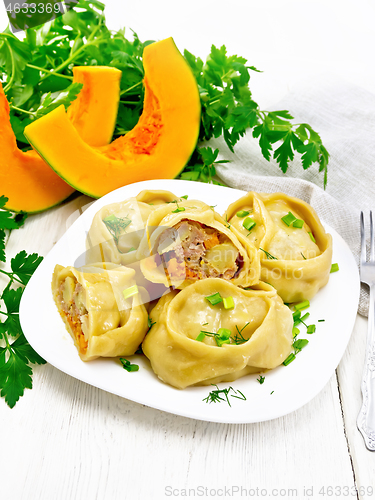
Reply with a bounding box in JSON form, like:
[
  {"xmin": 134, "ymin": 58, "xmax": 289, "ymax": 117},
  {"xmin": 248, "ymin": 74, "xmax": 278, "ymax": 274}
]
[{"xmin": 357, "ymin": 284, "xmax": 375, "ymax": 451}]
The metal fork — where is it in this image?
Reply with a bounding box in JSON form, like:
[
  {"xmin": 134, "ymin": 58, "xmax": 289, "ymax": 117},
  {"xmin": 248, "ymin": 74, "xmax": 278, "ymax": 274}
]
[{"xmin": 357, "ymin": 211, "xmax": 375, "ymax": 451}]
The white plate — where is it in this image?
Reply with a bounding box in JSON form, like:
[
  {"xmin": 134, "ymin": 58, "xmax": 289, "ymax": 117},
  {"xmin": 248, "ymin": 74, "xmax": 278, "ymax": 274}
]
[{"xmin": 20, "ymin": 179, "xmax": 360, "ymax": 423}]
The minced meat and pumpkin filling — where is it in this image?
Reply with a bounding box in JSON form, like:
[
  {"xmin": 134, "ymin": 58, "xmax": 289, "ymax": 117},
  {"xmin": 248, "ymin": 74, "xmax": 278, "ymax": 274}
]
[
  {"xmin": 56, "ymin": 276, "xmax": 88, "ymax": 353},
  {"xmin": 156, "ymin": 220, "xmax": 243, "ymax": 281}
]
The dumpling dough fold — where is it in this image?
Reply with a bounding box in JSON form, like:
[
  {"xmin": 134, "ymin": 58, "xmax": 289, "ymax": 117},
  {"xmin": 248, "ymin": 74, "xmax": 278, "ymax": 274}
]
[
  {"xmin": 142, "ymin": 278, "xmax": 293, "ymax": 389},
  {"xmin": 85, "ymin": 190, "xmax": 178, "ymax": 266},
  {"xmin": 52, "ymin": 262, "xmax": 149, "ymax": 361},
  {"xmin": 224, "ymin": 192, "xmax": 332, "ymax": 302}
]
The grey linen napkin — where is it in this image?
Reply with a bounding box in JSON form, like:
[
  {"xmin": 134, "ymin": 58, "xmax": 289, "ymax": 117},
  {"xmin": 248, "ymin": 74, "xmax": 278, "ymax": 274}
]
[{"xmin": 209, "ymin": 74, "xmax": 375, "ymax": 316}]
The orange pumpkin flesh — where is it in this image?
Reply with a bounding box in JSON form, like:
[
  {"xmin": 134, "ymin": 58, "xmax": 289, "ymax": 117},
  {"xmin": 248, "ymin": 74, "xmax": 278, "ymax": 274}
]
[
  {"xmin": 67, "ymin": 66, "xmax": 122, "ymax": 147},
  {"xmin": 0, "ymin": 67, "xmax": 121, "ymax": 213},
  {"xmin": 24, "ymin": 37, "xmax": 201, "ymax": 199}
]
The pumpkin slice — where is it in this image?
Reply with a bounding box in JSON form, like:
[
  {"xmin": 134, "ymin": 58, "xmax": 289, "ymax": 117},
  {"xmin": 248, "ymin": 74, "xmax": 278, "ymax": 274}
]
[
  {"xmin": 0, "ymin": 66, "xmax": 121, "ymax": 213},
  {"xmin": 67, "ymin": 66, "xmax": 122, "ymax": 147},
  {"xmin": 24, "ymin": 37, "xmax": 201, "ymax": 199}
]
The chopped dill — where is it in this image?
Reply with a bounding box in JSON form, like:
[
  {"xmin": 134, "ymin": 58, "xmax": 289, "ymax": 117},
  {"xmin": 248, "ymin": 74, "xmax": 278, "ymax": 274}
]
[
  {"xmin": 259, "ymin": 248, "xmax": 278, "ymax": 260},
  {"xmin": 103, "ymin": 214, "xmax": 131, "ymax": 245}
]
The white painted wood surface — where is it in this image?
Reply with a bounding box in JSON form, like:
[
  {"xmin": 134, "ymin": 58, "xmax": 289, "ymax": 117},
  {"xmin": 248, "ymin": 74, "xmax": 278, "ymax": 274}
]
[{"xmin": 1, "ymin": 1, "xmax": 375, "ymax": 499}]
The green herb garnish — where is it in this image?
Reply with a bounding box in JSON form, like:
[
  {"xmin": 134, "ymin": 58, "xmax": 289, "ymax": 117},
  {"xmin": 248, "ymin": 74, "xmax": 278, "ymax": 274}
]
[
  {"xmin": 243, "ymin": 217, "xmax": 256, "ymax": 232},
  {"xmin": 257, "ymin": 375, "xmax": 265, "ymax": 384},
  {"xmin": 309, "ymin": 232, "xmax": 316, "ymax": 243},
  {"xmin": 306, "ymin": 324, "xmax": 316, "ymax": 334},
  {"xmin": 205, "ymin": 292, "xmax": 223, "ymax": 306},
  {"xmin": 259, "ymin": 248, "xmax": 278, "ymax": 260},
  {"xmin": 293, "ymin": 338, "xmax": 309, "ymax": 353},
  {"xmin": 283, "ymin": 353, "xmax": 296, "ymax": 366},
  {"xmin": 147, "ymin": 317, "xmax": 156, "ymax": 330},
  {"xmin": 292, "ymin": 327, "xmax": 300, "ymax": 338},
  {"xmin": 330, "ymin": 263, "xmax": 339, "ymax": 273},
  {"xmin": 293, "ymin": 218, "xmax": 304, "ymax": 228},
  {"xmin": 123, "ymin": 285, "xmax": 139, "ymax": 300},
  {"xmin": 103, "ymin": 215, "xmax": 131, "ymax": 245},
  {"xmin": 236, "ymin": 210, "xmax": 250, "ymax": 218},
  {"xmin": 0, "ymin": 196, "xmax": 45, "ymax": 408},
  {"xmin": 195, "ymin": 332, "xmax": 206, "ymax": 342},
  {"xmin": 294, "ymin": 300, "xmax": 310, "ymax": 311},
  {"xmin": 120, "ymin": 358, "xmax": 139, "ymax": 372},
  {"xmin": 281, "ymin": 212, "xmax": 297, "ymax": 227},
  {"xmin": 232, "ymin": 322, "xmax": 250, "ymax": 344},
  {"xmin": 202, "ymin": 384, "xmax": 246, "ymax": 406},
  {"xmin": 198, "ymin": 328, "xmax": 232, "ymax": 347},
  {"xmin": 223, "ymin": 296, "xmax": 234, "ymax": 310}
]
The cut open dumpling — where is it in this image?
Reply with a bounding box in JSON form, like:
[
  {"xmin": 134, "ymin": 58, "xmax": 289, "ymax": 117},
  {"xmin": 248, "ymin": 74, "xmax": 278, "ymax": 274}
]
[
  {"xmin": 138, "ymin": 198, "xmax": 260, "ymax": 289},
  {"xmin": 52, "ymin": 262, "xmax": 148, "ymax": 361}
]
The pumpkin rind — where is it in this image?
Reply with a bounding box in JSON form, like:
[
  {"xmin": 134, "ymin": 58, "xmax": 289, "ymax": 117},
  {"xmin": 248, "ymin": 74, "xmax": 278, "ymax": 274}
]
[
  {"xmin": 0, "ymin": 67, "xmax": 121, "ymax": 213},
  {"xmin": 24, "ymin": 37, "xmax": 201, "ymax": 199}
]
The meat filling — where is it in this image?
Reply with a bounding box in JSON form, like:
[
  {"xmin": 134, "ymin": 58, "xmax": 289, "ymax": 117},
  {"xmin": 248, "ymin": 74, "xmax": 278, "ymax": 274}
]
[
  {"xmin": 57, "ymin": 277, "xmax": 88, "ymax": 353},
  {"xmin": 156, "ymin": 220, "xmax": 243, "ymax": 281}
]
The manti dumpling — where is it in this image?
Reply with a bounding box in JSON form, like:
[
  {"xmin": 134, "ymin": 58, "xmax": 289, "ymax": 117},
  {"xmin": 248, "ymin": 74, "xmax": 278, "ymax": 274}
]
[
  {"xmin": 85, "ymin": 190, "xmax": 178, "ymax": 266},
  {"xmin": 142, "ymin": 278, "xmax": 293, "ymax": 388},
  {"xmin": 52, "ymin": 262, "xmax": 149, "ymax": 361},
  {"xmin": 224, "ymin": 192, "xmax": 333, "ymax": 303},
  {"xmin": 138, "ymin": 198, "xmax": 260, "ymax": 289}
]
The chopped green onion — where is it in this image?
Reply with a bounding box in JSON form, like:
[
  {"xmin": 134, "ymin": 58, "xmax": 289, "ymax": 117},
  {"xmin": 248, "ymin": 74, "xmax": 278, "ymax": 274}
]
[
  {"xmin": 292, "ymin": 327, "xmax": 300, "ymax": 338},
  {"xmin": 223, "ymin": 296, "xmax": 235, "ymax": 310},
  {"xmin": 318, "ymin": 319, "xmax": 325, "ymax": 322},
  {"xmin": 294, "ymin": 300, "xmax": 310, "ymax": 311},
  {"xmin": 330, "ymin": 263, "xmax": 339, "ymax": 273},
  {"xmin": 300, "ymin": 313, "xmax": 310, "ymax": 323},
  {"xmin": 120, "ymin": 358, "xmax": 139, "ymax": 372},
  {"xmin": 123, "ymin": 285, "xmax": 139, "ymax": 300},
  {"xmin": 292, "ymin": 218, "xmax": 304, "ymax": 228},
  {"xmin": 205, "ymin": 292, "xmax": 223, "ymax": 306},
  {"xmin": 309, "ymin": 232, "xmax": 316, "ymax": 243},
  {"xmin": 103, "ymin": 214, "xmax": 116, "ymax": 222},
  {"xmin": 281, "ymin": 212, "xmax": 297, "ymax": 226},
  {"xmin": 172, "ymin": 207, "xmax": 186, "ymax": 213},
  {"xmin": 236, "ymin": 210, "xmax": 250, "ymax": 218},
  {"xmin": 293, "ymin": 310, "xmax": 301, "ymax": 322},
  {"xmin": 127, "ymin": 247, "xmax": 136, "ymax": 253},
  {"xmin": 196, "ymin": 332, "xmax": 206, "ymax": 342},
  {"xmin": 293, "ymin": 339, "xmax": 309, "ymax": 351},
  {"xmin": 283, "ymin": 353, "xmax": 296, "ymax": 366},
  {"xmin": 217, "ymin": 328, "xmax": 231, "ymax": 339},
  {"xmin": 180, "ymin": 195, "xmax": 188, "ymax": 200},
  {"xmin": 216, "ymin": 328, "xmax": 231, "ymax": 347},
  {"xmin": 307, "ymin": 324, "xmax": 316, "ymax": 334},
  {"xmin": 243, "ymin": 217, "xmax": 256, "ymax": 232}
]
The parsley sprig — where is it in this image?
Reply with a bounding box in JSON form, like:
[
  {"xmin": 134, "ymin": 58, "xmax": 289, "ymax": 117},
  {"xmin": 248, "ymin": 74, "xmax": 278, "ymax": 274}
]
[
  {"xmin": 0, "ymin": 197, "xmax": 45, "ymax": 408},
  {"xmin": 183, "ymin": 46, "xmax": 329, "ymax": 186}
]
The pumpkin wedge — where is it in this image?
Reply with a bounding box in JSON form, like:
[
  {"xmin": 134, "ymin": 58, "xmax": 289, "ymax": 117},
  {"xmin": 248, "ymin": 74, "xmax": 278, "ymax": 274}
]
[
  {"xmin": 24, "ymin": 37, "xmax": 201, "ymax": 199},
  {"xmin": 67, "ymin": 66, "xmax": 122, "ymax": 147},
  {"xmin": 0, "ymin": 66, "xmax": 121, "ymax": 213}
]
